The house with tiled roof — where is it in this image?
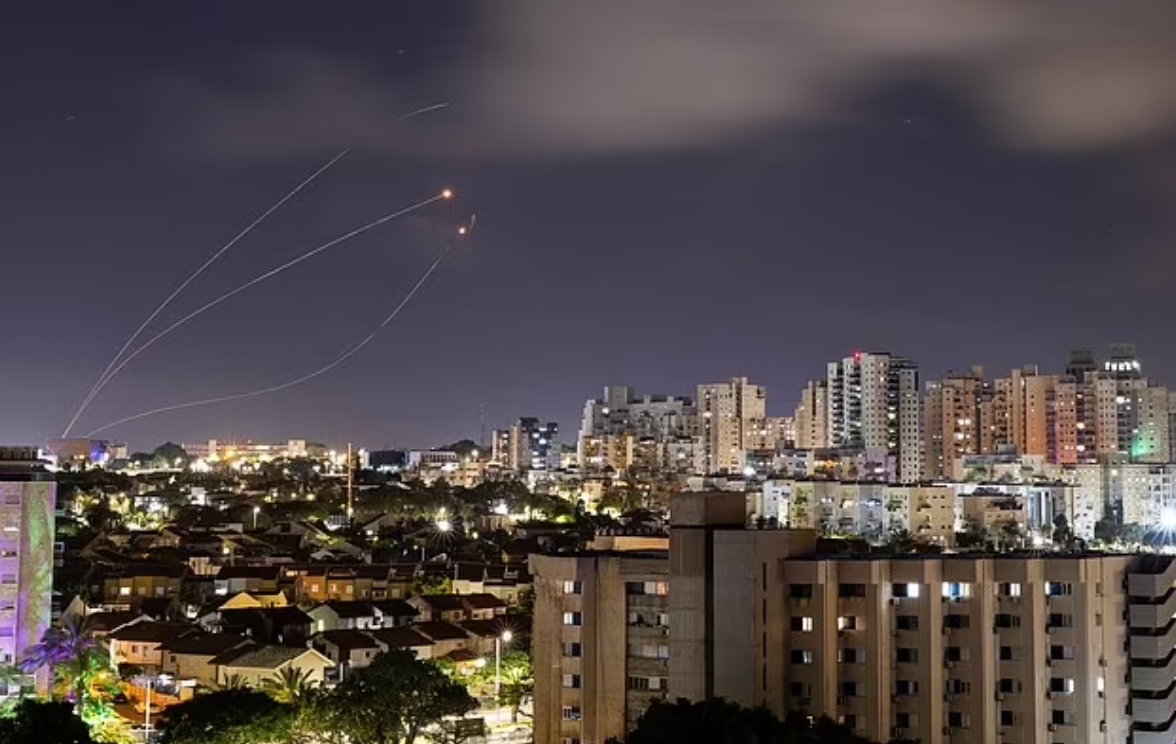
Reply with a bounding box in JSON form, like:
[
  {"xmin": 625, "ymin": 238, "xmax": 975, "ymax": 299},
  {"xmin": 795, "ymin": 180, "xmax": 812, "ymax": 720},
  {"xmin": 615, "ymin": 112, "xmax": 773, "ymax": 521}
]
[
  {"xmin": 412, "ymin": 621, "xmax": 472, "ymax": 658},
  {"xmin": 208, "ymin": 643, "xmax": 334, "ymax": 688},
  {"xmin": 409, "ymin": 593, "xmax": 506, "ymax": 622},
  {"xmin": 159, "ymin": 631, "xmax": 253, "ymax": 688},
  {"xmin": 214, "ymin": 565, "xmax": 282, "ymax": 595},
  {"xmin": 108, "ymin": 622, "xmax": 196, "ymax": 669},
  {"xmin": 311, "ymin": 629, "xmax": 384, "ymax": 671},
  {"xmin": 366, "ymin": 626, "xmax": 436, "ymax": 660}
]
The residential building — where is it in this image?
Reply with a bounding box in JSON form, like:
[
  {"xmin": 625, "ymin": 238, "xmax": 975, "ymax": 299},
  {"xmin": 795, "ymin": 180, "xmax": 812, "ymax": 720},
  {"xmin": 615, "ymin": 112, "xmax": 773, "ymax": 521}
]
[
  {"xmin": 665, "ymin": 491, "xmax": 1169, "ymax": 744},
  {"xmin": 307, "ymin": 600, "xmax": 417, "ymax": 633},
  {"xmin": 159, "ymin": 632, "xmax": 253, "ymax": 688},
  {"xmin": 924, "ymin": 368, "xmax": 988, "ymax": 480},
  {"xmin": 825, "ymin": 353, "xmax": 922, "ymax": 482},
  {"xmin": 493, "ymin": 418, "xmax": 560, "ymax": 472},
  {"xmin": 103, "ymin": 564, "xmax": 186, "ymax": 605},
  {"xmin": 208, "ymin": 644, "xmax": 334, "ymax": 688},
  {"xmin": 1170, "ymin": 390, "xmax": 1176, "ymax": 462},
  {"xmin": 214, "ymin": 565, "xmax": 281, "ymax": 596},
  {"xmin": 695, "ymin": 377, "xmax": 767, "ymax": 474},
  {"xmin": 530, "ymin": 549, "xmax": 669, "ymax": 744},
  {"xmin": 1068, "ymin": 344, "xmax": 1171, "ymax": 464},
  {"xmin": 0, "ymin": 447, "xmax": 56, "ymax": 682},
  {"xmin": 578, "ymin": 388, "xmax": 697, "ymax": 462},
  {"xmin": 366, "ymin": 626, "xmax": 436, "ymax": 660},
  {"xmin": 108, "ymin": 622, "xmax": 192, "ymax": 669},
  {"xmin": 408, "ymin": 593, "xmax": 505, "ymax": 623},
  {"xmin": 312, "ymin": 629, "xmax": 384, "ymax": 673},
  {"xmin": 792, "ymin": 381, "xmax": 828, "ymax": 450}
]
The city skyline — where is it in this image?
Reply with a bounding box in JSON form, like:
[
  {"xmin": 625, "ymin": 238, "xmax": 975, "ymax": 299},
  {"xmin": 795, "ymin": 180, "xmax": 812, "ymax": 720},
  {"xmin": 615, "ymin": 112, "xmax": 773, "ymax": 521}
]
[
  {"xmin": 42, "ymin": 341, "xmax": 1175, "ymax": 459},
  {"xmin": 4, "ymin": 3, "xmax": 1176, "ymax": 449}
]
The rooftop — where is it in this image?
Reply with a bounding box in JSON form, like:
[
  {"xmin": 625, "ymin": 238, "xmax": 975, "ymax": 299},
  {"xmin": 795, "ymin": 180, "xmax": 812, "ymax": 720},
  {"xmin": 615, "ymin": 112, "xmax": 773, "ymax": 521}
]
[{"xmin": 210, "ymin": 644, "xmax": 322, "ymax": 670}]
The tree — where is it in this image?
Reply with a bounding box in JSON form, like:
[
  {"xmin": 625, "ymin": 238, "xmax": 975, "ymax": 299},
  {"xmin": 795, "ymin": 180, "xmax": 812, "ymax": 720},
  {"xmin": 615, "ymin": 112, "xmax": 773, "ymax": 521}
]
[
  {"xmin": 612, "ymin": 698, "xmax": 916, "ymax": 744},
  {"xmin": 320, "ymin": 649, "xmax": 476, "ymax": 744},
  {"xmin": 262, "ymin": 666, "xmax": 317, "ymax": 704},
  {"xmin": 468, "ymin": 650, "xmax": 532, "ymax": 722},
  {"xmin": 21, "ymin": 616, "xmax": 109, "ymax": 715},
  {"xmin": 0, "ymin": 699, "xmax": 93, "ymax": 744},
  {"xmin": 152, "ymin": 442, "xmax": 189, "ymax": 468},
  {"xmin": 156, "ymin": 689, "xmax": 292, "ymax": 744},
  {"xmin": 882, "ymin": 528, "xmax": 920, "ymax": 554}
]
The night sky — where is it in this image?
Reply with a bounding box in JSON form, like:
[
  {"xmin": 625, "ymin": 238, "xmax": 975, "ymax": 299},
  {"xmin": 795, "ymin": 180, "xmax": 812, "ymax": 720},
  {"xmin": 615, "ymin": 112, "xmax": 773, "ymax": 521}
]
[{"xmin": 3, "ymin": 2, "xmax": 1175, "ymax": 450}]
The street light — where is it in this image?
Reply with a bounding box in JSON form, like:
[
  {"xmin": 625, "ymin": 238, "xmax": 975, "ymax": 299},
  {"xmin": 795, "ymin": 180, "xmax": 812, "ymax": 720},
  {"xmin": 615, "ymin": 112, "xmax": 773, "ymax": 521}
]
[{"xmin": 494, "ymin": 630, "xmax": 513, "ymax": 699}]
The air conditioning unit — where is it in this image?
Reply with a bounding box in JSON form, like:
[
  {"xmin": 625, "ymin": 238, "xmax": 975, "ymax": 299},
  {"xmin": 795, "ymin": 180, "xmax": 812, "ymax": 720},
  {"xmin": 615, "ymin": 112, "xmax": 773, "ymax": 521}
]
[
  {"xmin": 1048, "ymin": 723, "xmax": 1057, "ymax": 731},
  {"xmin": 890, "ymin": 598, "xmax": 901, "ymax": 606},
  {"xmin": 995, "ymin": 692, "xmax": 1005, "ymax": 701},
  {"xmin": 837, "ymin": 695, "xmax": 849, "ymax": 705}
]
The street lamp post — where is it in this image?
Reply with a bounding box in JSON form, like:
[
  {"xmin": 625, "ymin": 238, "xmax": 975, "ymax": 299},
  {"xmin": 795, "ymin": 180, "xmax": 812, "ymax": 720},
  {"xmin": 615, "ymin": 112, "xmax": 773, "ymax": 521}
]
[
  {"xmin": 144, "ymin": 676, "xmax": 152, "ymax": 739},
  {"xmin": 494, "ymin": 630, "xmax": 513, "ymax": 699},
  {"xmin": 253, "ymin": 505, "xmax": 261, "ymax": 530}
]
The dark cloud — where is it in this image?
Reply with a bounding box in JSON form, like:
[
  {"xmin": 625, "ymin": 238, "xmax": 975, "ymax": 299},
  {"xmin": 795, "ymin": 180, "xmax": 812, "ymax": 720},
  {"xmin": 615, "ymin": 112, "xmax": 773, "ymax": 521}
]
[{"xmin": 153, "ymin": 1, "xmax": 1176, "ymax": 160}]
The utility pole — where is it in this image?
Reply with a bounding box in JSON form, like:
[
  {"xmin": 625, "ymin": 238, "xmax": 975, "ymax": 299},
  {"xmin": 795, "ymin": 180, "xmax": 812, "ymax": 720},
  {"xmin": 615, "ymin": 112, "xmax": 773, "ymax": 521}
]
[{"xmin": 346, "ymin": 442, "xmax": 354, "ymax": 521}]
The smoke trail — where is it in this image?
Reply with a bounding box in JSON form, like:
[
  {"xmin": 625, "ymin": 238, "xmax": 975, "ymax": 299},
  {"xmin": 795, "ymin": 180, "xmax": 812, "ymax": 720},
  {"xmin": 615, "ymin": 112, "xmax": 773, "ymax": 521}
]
[
  {"xmin": 71, "ymin": 191, "xmax": 450, "ymax": 430},
  {"xmin": 63, "ymin": 150, "xmax": 349, "ymax": 437},
  {"xmin": 399, "ymin": 102, "xmax": 450, "ymax": 119},
  {"xmin": 85, "ymin": 239, "xmax": 456, "ymax": 438}
]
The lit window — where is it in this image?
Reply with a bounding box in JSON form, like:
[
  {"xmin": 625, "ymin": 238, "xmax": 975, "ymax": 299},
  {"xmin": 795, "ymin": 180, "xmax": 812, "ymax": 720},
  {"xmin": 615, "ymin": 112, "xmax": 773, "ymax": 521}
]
[{"xmin": 941, "ymin": 582, "xmax": 971, "ymax": 599}]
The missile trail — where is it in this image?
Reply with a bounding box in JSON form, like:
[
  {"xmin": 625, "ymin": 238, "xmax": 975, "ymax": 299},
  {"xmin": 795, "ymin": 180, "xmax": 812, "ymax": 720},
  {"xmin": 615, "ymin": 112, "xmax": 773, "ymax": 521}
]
[
  {"xmin": 65, "ymin": 102, "xmax": 452, "ymax": 437},
  {"xmin": 399, "ymin": 102, "xmax": 450, "ymax": 119},
  {"xmin": 84, "ymin": 237, "xmax": 458, "ymax": 438},
  {"xmin": 63, "ymin": 150, "xmax": 350, "ymax": 437},
  {"xmin": 71, "ymin": 190, "xmax": 451, "ymax": 432}
]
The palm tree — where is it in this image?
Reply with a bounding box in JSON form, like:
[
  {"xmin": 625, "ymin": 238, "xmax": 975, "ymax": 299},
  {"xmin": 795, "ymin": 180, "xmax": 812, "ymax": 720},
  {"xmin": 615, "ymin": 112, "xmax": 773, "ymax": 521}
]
[
  {"xmin": 215, "ymin": 673, "xmax": 249, "ymax": 691},
  {"xmin": 20, "ymin": 615, "xmax": 107, "ymax": 714},
  {"xmin": 262, "ymin": 666, "xmax": 316, "ymax": 704}
]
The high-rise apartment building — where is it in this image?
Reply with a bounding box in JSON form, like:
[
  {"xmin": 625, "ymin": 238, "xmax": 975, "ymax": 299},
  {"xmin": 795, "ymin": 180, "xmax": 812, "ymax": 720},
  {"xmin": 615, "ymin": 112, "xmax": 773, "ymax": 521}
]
[
  {"xmin": 577, "ymin": 387, "xmax": 697, "ymax": 473},
  {"xmin": 530, "ymin": 549, "xmax": 669, "ymax": 744},
  {"xmin": 924, "ymin": 368, "xmax": 988, "ymax": 480},
  {"xmin": 0, "ymin": 447, "xmax": 56, "ymax": 690},
  {"xmin": 989, "ymin": 367, "xmax": 1080, "ymax": 466},
  {"xmin": 793, "ymin": 381, "xmax": 828, "ymax": 450},
  {"xmin": 669, "ymin": 492, "xmax": 1169, "ymax": 744},
  {"xmin": 491, "ymin": 418, "xmax": 560, "ymax": 472},
  {"xmin": 1066, "ymin": 345, "xmax": 1171, "ymax": 464},
  {"xmin": 1169, "ymin": 390, "xmax": 1176, "ymax": 463},
  {"xmin": 578, "ymin": 387, "xmax": 696, "ymax": 443},
  {"xmin": 695, "ymin": 377, "xmax": 766, "ymax": 474},
  {"xmin": 826, "ymin": 352, "xmax": 922, "ymax": 482}
]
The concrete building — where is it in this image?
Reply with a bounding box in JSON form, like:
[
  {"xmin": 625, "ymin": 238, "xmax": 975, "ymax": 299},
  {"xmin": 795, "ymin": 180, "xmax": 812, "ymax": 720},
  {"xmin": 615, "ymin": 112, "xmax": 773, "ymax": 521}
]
[
  {"xmin": 578, "ymin": 388, "xmax": 696, "ymax": 451},
  {"xmin": 695, "ymin": 377, "xmax": 767, "ymax": 475},
  {"xmin": 530, "ymin": 549, "xmax": 670, "ymax": 744},
  {"xmin": 793, "ymin": 381, "xmax": 828, "ymax": 450},
  {"xmin": 668, "ymin": 491, "xmax": 1169, "ymax": 744},
  {"xmin": 924, "ymin": 368, "xmax": 988, "ymax": 480},
  {"xmin": 493, "ymin": 418, "xmax": 560, "ymax": 472},
  {"xmin": 0, "ymin": 447, "xmax": 56, "ymax": 688},
  {"xmin": 826, "ymin": 352, "xmax": 922, "ymax": 483}
]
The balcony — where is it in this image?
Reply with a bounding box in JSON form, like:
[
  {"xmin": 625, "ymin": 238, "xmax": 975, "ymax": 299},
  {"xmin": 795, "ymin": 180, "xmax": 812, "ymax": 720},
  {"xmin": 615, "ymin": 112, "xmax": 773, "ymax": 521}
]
[
  {"xmin": 1131, "ymin": 618, "xmax": 1176, "ymax": 662},
  {"xmin": 1129, "ymin": 556, "xmax": 1176, "ymax": 600}
]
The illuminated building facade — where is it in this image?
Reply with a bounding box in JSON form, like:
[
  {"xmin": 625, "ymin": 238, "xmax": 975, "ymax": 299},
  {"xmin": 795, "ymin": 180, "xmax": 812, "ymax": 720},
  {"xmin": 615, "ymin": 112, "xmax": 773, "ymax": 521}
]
[
  {"xmin": 695, "ymin": 377, "xmax": 767, "ymax": 474},
  {"xmin": 826, "ymin": 352, "xmax": 922, "ymax": 482},
  {"xmin": 0, "ymin": 447, "xmax": 56, "ymax": 690}
]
